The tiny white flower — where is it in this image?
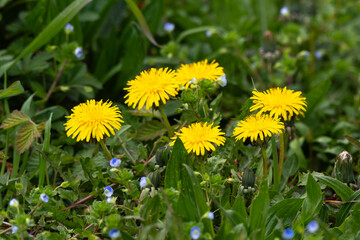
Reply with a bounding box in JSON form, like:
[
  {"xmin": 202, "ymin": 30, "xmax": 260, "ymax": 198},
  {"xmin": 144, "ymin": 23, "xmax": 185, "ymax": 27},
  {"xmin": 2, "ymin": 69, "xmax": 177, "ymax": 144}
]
[
  {"xmin": 12, "ymin": 226, "xmax": 19, "ymax": 234},
  {"xmin": 140, "ymin": 177, "xmax": 148, "ymax": 188},
  {"xmin": 9, "ymin": 198, "xmax": 19, "ymax": 208},
  {"xmin": 280, "ymin": 6, "xmax": 290, "ymax": 16}
]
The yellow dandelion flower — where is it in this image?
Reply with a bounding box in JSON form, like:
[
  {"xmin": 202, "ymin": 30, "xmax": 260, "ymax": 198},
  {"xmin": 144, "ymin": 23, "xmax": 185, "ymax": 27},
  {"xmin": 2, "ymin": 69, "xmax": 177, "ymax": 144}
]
[
  {"xmin": 124, "ymin": 68, "xmax": 178, "ymax": 110},
  {"xmin": 233, "ymin": 114, "xmax": 284, "ymax": 143},
  {"xmin": 171, "ymin": 122, "xmax": 226, "ymax": 156},
  {"xmin": 64, "ymin": 100, "xmax": 123, "ymax": 142},
  {"xmin": 250, "ymin": 87, "xmax": 307, "ymax": 121},
  {"xmin": 175, "ymin": 59, "xmax": 225, "ymax": 88}
]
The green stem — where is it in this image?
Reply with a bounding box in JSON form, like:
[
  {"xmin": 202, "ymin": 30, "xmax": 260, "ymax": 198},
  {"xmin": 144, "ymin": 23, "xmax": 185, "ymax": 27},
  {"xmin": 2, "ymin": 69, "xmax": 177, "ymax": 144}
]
[
  {"xmin": 271, "ymin": 136, "xmax": 279, "ymax": 192},
  {"xmin": 261, "ymin": 145, "xmax": 267, "ymax": 179},
  {"xmin": 159, "ymin": 105, "xmax": 174, "ymax": 137},
  {"xmin": 1, "ymin": 72, "xmax": 10, "ymax": 177},
  {"xmin": 118, "ymin": 137, "xmax": 136, "ymax": 164},
  {"xmin": 100, "ymin": 139, "xmax": 112, "ymax": 160},
  {"xmin": 11, "ymin": 150, "xmax": 21, "ymax": 179},
  {"xmin": 278, "ymin": 132, "xmax": 285, "ymax": 183}
]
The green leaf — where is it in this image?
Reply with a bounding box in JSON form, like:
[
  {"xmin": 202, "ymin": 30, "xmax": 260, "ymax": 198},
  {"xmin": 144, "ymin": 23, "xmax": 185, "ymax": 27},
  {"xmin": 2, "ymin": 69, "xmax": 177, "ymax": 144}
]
[
  {"xmin": 306, "ymin": 79, "xmax": 331, "ymax": 115},
  {"xmin": 300, "ymin": 174, "xmax": 323, "ymax": 223},
  {"xmin": 16, "ymin": 122, "xmax": 45, "ymax": 154},
  {"xmin": 135, "ymin": 120, "xmax": 167, "ymax": 141},
  {"xmin": 0, "ymin": 110, "xmax": 31, "ymax": 129},
  {"xmin": 0, "ymin": 81, "xmax": 24, "ymax": 100},
  {"xmin": 249, "ymin": 180, "xmax": 269, "ymax": 240},
  {"xmin": 164, "ymin": 138, "xmax": 189, "ymax": 189},
  {"xmin": 43, "ymin": 113, "xmax": 52, "ymax": 152},
  {"xmin": 265, "ymin": 198, "xmax": 303, "ymax": 238},
  {"xmin": 58, "ymin": 188, "xmax": 78, "ymax": 202},
  {"xmin": 345, "ymin": 135, "xmax": 360, "ymax": 151},
  {"xmin": 315, "ymin": 175, "xmax": 353, "ymax": 200},
  {"xmin": 124, "ymin": 0, "xmax": 160, "ymax": 47},
  {"xmin": 0, "ymin": 0, "xmax": 92, "ymax": 77},
  {"xmin": 21, "ymin": 93, "xmax": 36, "ymax": 117},
  {"xmin": 336, "ymin": 190, "xmax": 360, "ymax": 226}
]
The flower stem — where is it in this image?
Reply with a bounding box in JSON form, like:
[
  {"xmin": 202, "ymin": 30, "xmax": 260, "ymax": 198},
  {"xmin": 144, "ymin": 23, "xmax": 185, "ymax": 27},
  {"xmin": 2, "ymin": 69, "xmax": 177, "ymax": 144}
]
[
  {"xmin": 1, "ymin": 72, "xmax": 10, "ymax": 177},
  {"xmin": 261, "ymin": 145, "xmax": 267, "ymax": 179},
  {"xmin": 278, "ymin": 132, "xmax": 285, "ymax": 183},
  {"xmin": 159, "ymin": 105, "xmax": 174, "ymax": 137},
  {"xmin": 100, "ymin": 139, "xmax": 112, "ymax": 160}
]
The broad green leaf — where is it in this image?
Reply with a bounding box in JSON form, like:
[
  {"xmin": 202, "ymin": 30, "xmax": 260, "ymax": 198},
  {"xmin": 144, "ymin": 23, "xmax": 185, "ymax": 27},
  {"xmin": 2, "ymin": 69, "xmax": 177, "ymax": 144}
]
[
  {"xmin": 136, "ymin": 120, "xmax": 167, "ymax": 141},
  {"xmin": 315, "ymin": 175, "xmax": 353, "ymax": 200},
  {"xmin": 16, "ymin": 122, "xmax": 45, "ymax": 154},
  {"xmin": 0, "ymin": 0, "xmax": 92, "ymax": 77},
  {"xmin": 300, "ymin": 174, "xmax": 323, "ymax": 223},
  {"xmin": 0, "ymin": 81, "xmax": 24, "ymax": 100},
  {"xmin": 289, "ymin": 138, "xmax": 307, "ymax": 169},
  {"xmin": 265, "ymin": 198, "xmax": 303, "ymax": 238},
  {"xmin": 0, "ymin": 110, "xmax": 31, "ymax": 129},
  {"xmin": 336, "ymin": 190, "xmax": 360, "ymax": 226},
  {"xmin": 164, "ymin": 138, "xmax": 189, "ymax": 189},
  {"xmin": 58, "ymin": 188, "xmax": 78, "ymax": 202},
  {"xmin": 21, "ymin": 93, "xmax": 36, "ymax": 117},
  {"xmin": 249, "ymin": 180, "xmax": 269, "ymax": 240},
  {"xmin": 124, "ymin": 0, "xmax": 160, "ymax": 47}
]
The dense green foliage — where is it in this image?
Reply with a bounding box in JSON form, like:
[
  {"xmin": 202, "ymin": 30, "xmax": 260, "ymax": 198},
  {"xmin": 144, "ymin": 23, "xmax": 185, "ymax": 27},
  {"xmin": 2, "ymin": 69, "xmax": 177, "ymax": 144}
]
[{"xmin": 1, "ymin": 0, "xmax": 360, "ymax": 239}]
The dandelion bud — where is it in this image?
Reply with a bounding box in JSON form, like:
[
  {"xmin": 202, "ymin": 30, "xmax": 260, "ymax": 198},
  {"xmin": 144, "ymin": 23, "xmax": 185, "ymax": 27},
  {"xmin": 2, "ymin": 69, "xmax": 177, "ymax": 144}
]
[
  {"xmin": 333, "ymin": 150, "xmax": 355, "ymax": 184},
  {"xmin": 242, "ymin": 168, "xmax": 255, "ymax": 188}
]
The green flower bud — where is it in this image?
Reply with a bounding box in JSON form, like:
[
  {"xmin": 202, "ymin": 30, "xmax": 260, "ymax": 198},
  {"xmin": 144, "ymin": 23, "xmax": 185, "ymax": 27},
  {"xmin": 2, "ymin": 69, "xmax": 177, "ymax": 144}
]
[
  {"xmin": 242, "ymin": 168, "xmax": 255, "ymax": 188},
  {"xmin": 333, "ymin": 151, "xmax": 355, "ymax": 184}
]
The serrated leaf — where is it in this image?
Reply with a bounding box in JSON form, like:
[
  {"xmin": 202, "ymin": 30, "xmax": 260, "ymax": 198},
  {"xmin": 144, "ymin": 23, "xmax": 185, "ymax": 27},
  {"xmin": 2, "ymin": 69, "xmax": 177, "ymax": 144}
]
[
  {"xmin": 136, "ymin": 120, "xmax": 167, "ymax": 141},
  {"xmin": 0, "ymin": 110, "xmax": 31, "ymax": 129},
  {"xmin": 58, "ymin": 188, "xmax": 78, "ymax": 202},
  {"xmin": 0, "ymin": 81, "xmax": 24, "ymax": 100},
  {"xmin": 16, "ymin": 122, "xmax": 45, "ymax": 154}
]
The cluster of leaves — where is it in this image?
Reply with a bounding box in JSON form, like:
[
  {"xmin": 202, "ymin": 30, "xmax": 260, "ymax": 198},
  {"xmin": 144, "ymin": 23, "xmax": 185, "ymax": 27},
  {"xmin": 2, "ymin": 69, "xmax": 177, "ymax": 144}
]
[{"xmin": 0, "ymin": 0, "xmax": 360, "ymax": 239}]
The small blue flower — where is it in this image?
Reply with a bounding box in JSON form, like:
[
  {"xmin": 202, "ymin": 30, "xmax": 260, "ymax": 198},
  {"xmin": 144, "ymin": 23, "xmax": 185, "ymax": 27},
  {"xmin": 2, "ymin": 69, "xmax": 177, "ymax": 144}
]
[
  {"xmin": 307, "ymin": 220, "xmax": 319, "ymax": 233},
  {"xmin": 190, "ymin": 226, "xmax": 201, "ymax": 239},
  {"xmin": 109, "ymin": 229, "xmax": 120, "ymax": 239},
  {"xmin": 104, "ymin": 186, "xmax": 114, "ymax": 197},
  {"xmin": 282, "ymin": 228, "xmax": 294, "ymax": 240},
  {"xmin": 280, "ymin": 6, "xmax": 290, "ymax": 16},
  {"xmin": 247, "ymin": 143, "xmax": 252, "ymax": 147},
  {"xmin": 64, "ymin": 23, "xmax": 74, "ymax": 33},
  {"xmin": 315, "ymin": 51, "xmax": 322, "ymax": 59},
  {"xmin": 206, "ymin": 30, "xmax": 212, "ymax": 37},
  {"xmin": 106, "ymin": 197, "xmax": 116, "ymax": 203},
  {"xmin": 164, "ymin": 22, "xmax": 175, "ymax": 32},
  {"xmin": 12, "ymin": 226, "xmax": 19, "ymax": 234},
  {"xmin": 207, "ymin": 211, "xmax": 214, "ymax": 220},
  {"xmin": 74, "ymin": 47, "xmax": 83, "ymax": 58},
  {"xmin": 140, "ymin": 177, "xmax": 148, "ymax": 188},
  {"xmin": 9, "ymin": 198, "xmax": 19, "ymax": 207},
  {"xmin": 219, "ymin": 75, "xmax": 227, "ymax": 87},
  {"xmin": 109, "ymin": 158, "xmax": 121, "ymax": 168},
  {"xmin": 304, "ymin": 51, "xmax": 310, "ymax": 57},
  {"xmin": 40, "ymin": 193, "xmax": 49, "ymax": 203}
]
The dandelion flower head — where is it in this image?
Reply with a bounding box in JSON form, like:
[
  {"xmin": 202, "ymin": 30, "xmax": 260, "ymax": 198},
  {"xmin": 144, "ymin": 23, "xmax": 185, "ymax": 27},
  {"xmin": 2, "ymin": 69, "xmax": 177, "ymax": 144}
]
[
  {"xmin": 64, "ymin": 100, "xmax": 123, "ymax": 142},
  {"xmin": 250, "ymin": 87, "xmax": 307, "ymax": 121},
  {"xmin": 233, "ymin": 114, "xmax": 284, "ymax": 143},
  {"xmin": 124, "ymin": 68, "xmax": 178, "ymax": 110},
  {"xmin": 171, "ymin": 122, "xmax": 225, "ymax": 156},
  {"xmin": 176, "ymin": 59, "xmax": 224, "ymax": 88}
]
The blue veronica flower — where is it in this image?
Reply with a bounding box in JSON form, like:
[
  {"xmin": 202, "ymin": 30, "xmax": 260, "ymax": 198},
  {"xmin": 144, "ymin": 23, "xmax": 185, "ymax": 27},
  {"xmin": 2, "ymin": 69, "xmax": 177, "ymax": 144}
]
[
  {"xmin": 206, "ymin": 30, "xmax": 212, "ymax": 37},
  {"xmin": 190, "ymin": 226, "xmax": 201, "ymax": 239},
  {"xmin": 189, "ymin": 78, "xmax": 197, "ymax": 85},
  {"xmin": 9, "ymin": 198, "xmax": 19, "ymax": 207},
  {"xmin": 164, "ymin": 22, "xmax": 175, "ymax": 32},
  {"xmin": 140, "ymin": 177, "xmax": 148, "ymax": 188},
  {"xmin": 207, "ymin": 211, "xmax": 214, "ymax": 220},
  {"xmin": 304, "ymin": 51, "xmax": 310, "ymax": 57},
  {"xmin": 104, "ymin": 186, "xmax": 114, "ymax": 197},
  {"xmin": 106, "ymin": 197, "xmax": 116, "ymax": 203},
  {"xmin": 74, "ymin": 47, "xmax": 83, "ymax": 58},
  {"xmin": 109, "ymin": 229, "xmax": 120, "ymax": 239},
  {"xmin": 307, "ymin": 220, "xmax": 319, "ymax": 233},
  {"xmin": 280, "ymin": 6, "xmax": 289, "ymax": 16},
  {"xmin": 315, "ymin": 51, "xmax": 322, "ymax": 59},
  {"xmin": 65, "ymin": 23, "xmax": 74, "ymax": 33},
  {"xmin": 109, "ymin": 158, "xmax": 121, "ymax": 168},
  {"xmin": 40, "ymin": 193, "xmax": 49, "ymax": 203},
  {"xmin": 219, "ymin": 75, "xmax": 227, "ymax": 87},
  {"xmin": 282, "ymin": 228, "xmax": 294, "ymax": 239},
  {"xmin": 12, "ymin": 226, "xmax": 19, "ymax": 234}
]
